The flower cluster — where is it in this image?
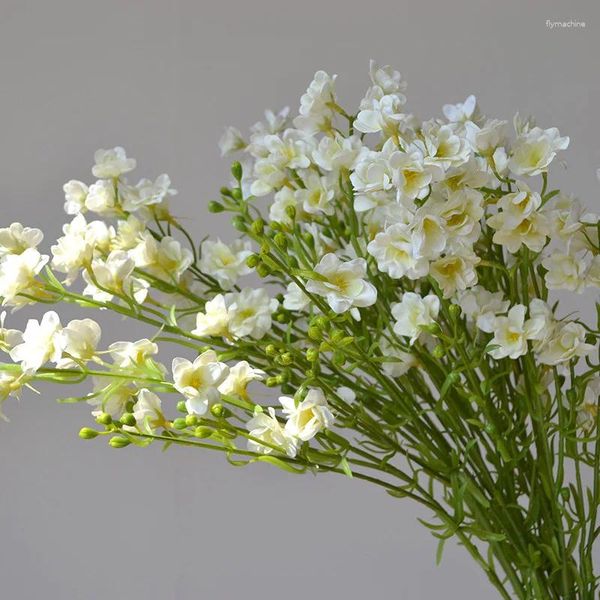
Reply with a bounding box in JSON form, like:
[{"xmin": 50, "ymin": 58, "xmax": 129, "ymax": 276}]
[{"xmin": 1, "ymin": 62, "xmax": 600, "ymax": 598}]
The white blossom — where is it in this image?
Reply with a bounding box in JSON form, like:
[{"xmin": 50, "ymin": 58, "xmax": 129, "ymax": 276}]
[
  {"xmin": 283, "ymin": 282, "xmax": 310, "ymax": 311},
  {"xmin": 10, "ymin": 311, "xmax": 64, "ymax": 374},
  {"xmin": 280, "ymin": 389, "xmax": 334, "ymax": 441},
  {"xmin": 537, "ymin": 322, "xmax": 594, "ymax": 366},
  {"xmin": 0, "ymin": 223, "xmax": 43, "ymax": 257},
  {"xmin": 246, "ymin": 407, "xmax": 298, "ymax": 457},
  {"xmin": 192, "ymin": 294, "xmax": 230, "ymax": 337},
  {"xmin": 63, "ymin": 180, "xmax": 89, "ymax": 215},
  {"xmin": 92, "ymin": 147, "xmax": 136, "ymax": 179},
  {"xmin": 108, "ymin": 338, "xmax": 158, "ymax": 368},
  {"xmin": 218, "ymin": 361, "xmax": 266, "ymax": 397},
  {"xmin": 219, "ymin": 126, "xmax": 246, "ymax": 156},
  {"xmin": 172, "ymin": 350, "xmax": 229, "ymax": 415},
  {"xmin": 132, "ymin": 388, "xmax": 164, "ymax": 434},
  {"xmin": 306, "ymin": 253, "xmax": 377, "ymax": 317},
  {"xmin": 392, "ymin": 293, "xmax": 440, "ymax": 345},
  {"xmin": 0, "ymin": 248, "xmax": 48, "ymax": 307},
  {"xmin": 457, "ymin": 286, "xmax": 509, "ymax": 333},
  {"xmin": 199, "ymin": 238, "xmax": 253, "ymax": 290},
  {"xmin": 508, "ymin": 127, "xmax": 569, "ymax": 177},
  {"xmin": 86, "ymin": 180, "xmax": 117, "ymax": 214},
  {"xmin": 488, "ymin": 304, "xmax": 545, "ymax": 360},
  {"xmin": 225, "ymin": 288, "xmax": 278, "ymax": 339},
  {"xmin": 57, "ymin": 318, "xmax": 102, "ymax": 368}
]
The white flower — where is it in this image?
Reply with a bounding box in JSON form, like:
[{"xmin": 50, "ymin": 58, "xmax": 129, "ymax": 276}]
[
  {"xmin": 296, "ymin": 172, "xmax": 335, "ymax": 216},
  {"xmin": 0, "ymin": 311, "xmax": 23, "ymax": 352},
  {"xmin": 542, "ymin": 251, "xmax": 590, "ymax": 293},
  {"xmin": 192, "ymin": 294, "xmax": 230, "ymax": 337},
  {"xmin": 218, "ymin": 361, "xmax": 265, "ymax": 398},
  {"xmin": 63, "ymin": 180, "xmax": 89, "ymax": 215},
  {"xmin": 85, "ymin": 180, "xmax": 117, "ymax": 214},
  {"xmin": 225, "ymin": 288, "xmax": 278, "ymax": 339},
  {"xmin": 0, "ymin": 223, "xmax": 43, "ymax": 257},
  {"xmin": 367, "ymin": 223, "xmax": 429, "ymax": 279},
  {"xmin": 88, "ymin": 382, "xmax": 136, "ymax": 419},
  {"xmin": 430, "ymin": 252, "xmax": 480, "ymax": 298},
  {"xmin": 443, "ymin": 95, "xmax": 480, "ymax": 124},
  {"xmin": 10, "ymin": 311, "xmax": 64, "ymax": 374},
  {"xmin": 350, "ymin": 148, "xmax": 394, "ymax": 212},
  {"xmin": 389, "ymin": 148, "xmax": 434, "ymax": 204},
  {"xmin": 457, "ymin": 286, "xmax": 509, "ymax": 333},
  {"xmin": 537, "ymin": 322, "xmax": 594, "ymax": 366},
  {"xmin": 247, "ymin": 107, "xmax": 291, "ymax": 156},
  {"xmin": 108, "ymin": 338, "xmax": 158, "ymax": 368},
  {"xmin": 132, "ymin": 389, "xmax": 164, "ymax": 434},
  {"xmin": 465, "ymin": 119, "xmax": 507, "ymax": 156},
  {"xmin": 354, "ymin": 94, "xmax": 406, "ymax": 136},
  {"xmin": 306, "ymin": 253, "xmax": 377, "ymax": 316},
  {"xmin": 92, "ymin": 147, "xmax": 136, "ymax": 179},
  {"xmin": 199, "ymin": 238, "xmax": 253, "ymax": 290},
  {"xmin": 246, "ymin": 407, "xmax": 298, "ymax": 457},
  {"xmin": 283, "ymin": 282, "xmax": 310, "ymax": 311},
  {"xmin": 509, "ymin": 127, "xmax": 569, "ymax": 177},
  {"xmin": 57, "ymin": 318, "xmax": 101, "ymax": 368},
  {"xmin": 312, "ymin": 133, "xmax": 362, "ymax": 171},
  {"xmin": 577, "ymin": 377, "xmax": 600, "ymax": 432},
  {"xmin": 369, "ymin": 60, "xmax": 407, "ymax": 97},
  {"xmin": 130, "ymin": 233, "xmax": 192, "ymax": 281},
  {"xmin": 250, "ymin": 132, "xmax": 312, "ymax": 196},
  {"xmin": 379, "ymin": 339, "xmax": 418, "ymax": 377},
  {"xmin": 172, "ymin": 350, "xmax": 229, "ymax": 415},
  {"xmin": 419, "ymin": 122, "xmax": 471, "ymax": 171},
  {"xmin": 392, "ymin": 292, "xmax": 440, "ymax": 345},
  {"xmin": 411, "ymin": 209, "xmax": 447, "ymax": 259},
  {"xmin": 269, "ymin": 187, "xmax": 300, "ymax": 224},
  {"xmin": 219, "ymin": 126, "xmax": 246, "ymax": 156},
  {"xmin": 294, "ymin": 70, "xmax": 337, "ymax": 133},
  {"xmin": 120, "ymin": 174, "xmax": 177, "ymax": 212},
  {"xmin": 433, "ymin": 188, "xmax": 484, "ymax": 243},
  {"xmin": 83, "ymin": 250, "xmax": 149, "ymax": 304},
  {"xmin": 0, "ymin": 248, "xmax": 48, "ymax": 307},
  {"xmin": 488, "ymin": 304, "xmax": 545, "ymax": 360},
  {"xmin": 280, "ymin": 388, "xmax": 334, "ymax": 442}
]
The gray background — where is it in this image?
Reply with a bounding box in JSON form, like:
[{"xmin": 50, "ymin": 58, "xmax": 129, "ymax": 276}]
[{"xmin": 0, "ymin": 1, "xmax": 599, "ymax": 598}]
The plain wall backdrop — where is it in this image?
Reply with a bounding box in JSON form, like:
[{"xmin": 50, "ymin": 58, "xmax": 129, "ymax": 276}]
[{"xmin": 0, "ymin": 1, "xmax": 599, "ymax": 598}]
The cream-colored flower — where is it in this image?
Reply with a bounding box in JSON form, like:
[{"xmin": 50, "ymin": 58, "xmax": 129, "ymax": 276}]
[
  {"xmin": 172, "ymin": 350, "xmax": 229, "ymax": 415},
  {"xmin": 56, "ymin": 318, "xmax": 102, "ymax": 368},
  {"xmin": 132, "ymin": 388, "xmax": 164, "ymax": 434},
  {"xmin": 430, "ymin": 252, "xmax": 480, "ymax": 298},
  {"xmin": 0, "ymin": 248, "xmax": 48, "ymax": 307},
  {"xmin": 225, "ymin": 288, "xmax": 278, "ymax": 339},
  {"xmin": 0, "ymin": 223, "xmax": 43, "ymax": 257},
  {"xmin": 192, "ymin": 294, "xmax": 230, "ymax": 337},
  {"xmin": 280, "ymin": 388, "xmax": 334, "ymax": 442},
  {"xmin": 306, "ymin": 253, "xmax": 377, "ymax": 316},
  {"xmin": 392, "ymin": 292, "xmax": 440, "ymax": 345},
  {"xmin": 63, "ymin": 180, "xmax": 89, "ymax": 215},
  {"xmin": 537, "ymin": 322, "xmax": 594, "ymax": 366},
  {"xmin": 488, "ymin": 304, "xmax": 545, "ymax": 360},
  {"xmin": 199, "ymin": 238, "xmax": 253, "ymax": 290},
  {"xmin": 10, "ymin": 311, "xmax": 64, "ymax": 374},
  {"xmin": 457, "ymin": 286, "xmax": 509, "ymax": 333},
  {"xmin": 246, "ymin": 407, "xmax": 298, "ymax": 458},
  {"xmin": 509, "ymin": 127, "xmax": 569, "ymax": 176},
  {"xmin": 218, "ymin": 361, "xmax": 265, "ymax": 397},
  {"xmin": 92, "ymin": 147, "xmax": 136, "ymax": 179},
  {"xmin": 542, "ymin": 251, "xmax": 590, "ymax": 293},
  {"xmin": 108, "ymin": 338, "xmax": 158, "ymax": 368},
  {"xmin": 282, "ymin": 282, "xmax": 310, "ymax": 311}
]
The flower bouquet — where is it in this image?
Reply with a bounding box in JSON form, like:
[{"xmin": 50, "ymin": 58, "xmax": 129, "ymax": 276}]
[{"xmin": 1, "ymin": 62, "xmax": 599, "ymax": 599}]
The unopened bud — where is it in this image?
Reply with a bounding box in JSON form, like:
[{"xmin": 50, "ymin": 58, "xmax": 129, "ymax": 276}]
[
  {"xmin": 280, "ymin": 352, "xmax": 293, "ymax": 366},
  {"xmin": 194, "ymin": 426, "xmax": 213, "ymax": 439},
  {"xmin": 230, "ymin": 161, "xmax": 243, "ymax": 181},
  {"xmin": 96, "ymin": 412, "xmax": 112, "ymax": 426},
  {"xmin": 173, "ymin": 417, "xmax": 188, "ymax": 430},
  {"xmin": 185, "ymin": 415, "xmax": 199, "ymax": 427},
  {"xmin": 265, "ymin": 344, "xmax": 278, "ymax": 357},
  {"xmin": 448, "ymin": 304, "xmax": 461, "ymax": 319},
  {"xmin": 120, "ymin": 413, "xmax": 136, "ymax": 427},
  {"xmin": 177, "ymin": 400, "xmax": 187, "ymax": 413},
  {"xmin": 231, "ymin": 188, "xmax": 243, "ymax": 201},
  {"xmin": 232, "ymin": 216, "xmax": 246, "ymax": 232},
  {"xmin": 109, "ymin": 436, "xmax": 131, "ymax": 449},
  {"xmin": 306, "ymin": 348, "xmax": 319, "ymax": 362},
  {"xmin": 332, "ymin": 351, "xmax": 346, "ymax": 367},
  {"xmin": 251, "ymin": 219, "xmax": 264, "ymax": 235},
  {"xmin": 246, "ymin": 253, "xmax": 260, "ymax": 268},
  {"xmin": 208, "ymin": 201, "xmax": 225, "ymax": 213},
  {"xmin": 210, "ymin": 403, "xmax": 225, "ymax": 418},
  {"xmin": 330, "ymin": 329, "xmax": 345, "ymax": 344},
  {"xmin": 256, "ymin": 263, "xmax": 270, "ymax": 278},
  {"xmin": 79, "ymin": 427, "xmax": 99, "ymax": 440},
  {"xmin": 266, "ymin": 376, "xmax": 279, "ymax": 387},
  {"xmin": 274, "ymin": 233, "xmax": 287, "ymax": 249},
  {"xmin": 285, "ymin": 205, "xmax": 296, "ymax": 220},
  {"xmin": 308, "ymin": 326, "xmax": 322, "ymax": 341},
  {"xmin": 432, "ymin": 345, "xmax": 445, "ymax": 359}
]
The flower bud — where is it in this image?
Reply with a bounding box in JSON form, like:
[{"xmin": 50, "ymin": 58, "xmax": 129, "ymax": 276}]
[
  {"xmin": 285, "ymin": 205, "xmax": 296, "ymax": 220},
  {"xmin": 208, "ymin": 201, "xmax": 225, "ymax": 213},
  {"xmin": 306, "ymin": 348, "xmax": 319, "ymax": 362},
  {"xmin": 422, "ymin": 323, "xmax": 441, "ymax": 336},
  {"xmin": 265, "ymin": 344, "xmax": 278, "ymax": 357},
  {"xmin": 314, "ymin": 316, "xmax": 329, "ymax": 330},
  {"xmin": 120, "ymin": 413, "xmax": 137, "ymax": 427},
  {"xmin": 251, "ymin": 218, "xmax": 264, "ymax": 235},
  {"xmin": 246, "ymin": 253, "xmax": 260, "ymax": 268},
  {"xmin": 256, "ymin": 264, "xmax": 270, "ymax": 278},
  {"xmin": 194, "ymin": 425, "xmax": 213, "ymax": 438},
  {"xmin": 185, "ymin": 415, "xmax": 199, "ymax": 427},
  {"xmin": 109, "ymin": 436, "xmax": 131, "ymax": 449},
  {"xmin": 210, "ymin": 403, "xmax": 225, "ymax": 418},
  {"xmin": 280, "ymin": 352, "xmax": 293, "ymax": 366},
  {"xmin": 231, "ymin": 188, "xmax": 243, "ymax": 201},
  {"xmin": 330, "ymin": 329, "xmax": 345, "ymax": 344},
  {"xmin": 79, "ymin": 427, "xmax": 99, "ymax": 440},
  {"xmin": 432, "ymin": 345, "xmax": 445, "ymax": 359},
  {"xmin": 173, "ymin": 417, "xmax": 188, "ymax": 430},
  {"xmin": 302, "ymin": 231, "xmax": 314, "ymax": 246},
  {"xmin": 332, "ymin": 351, "xmax": 346, "ymax": 367},
  {"xmin": 274, "ymin": 233, "xmax": 287, "ymax": 249},
  {"xmin": 448, "ymin": 304, "xmax": 461, "ymax": 319},
  {"xmin": 265, "ymin": 376, "xmax": 279, "ymax": 387},
  {"xmin": 96, "ymin": 412, "xmax": 112, "ymax": 426},
  {"xmin": 220, "ymin": 186, "xmax": 232, "ymax": 197},
  {"xmin": 176, "ymin": 400, "xmax": 187, "ymax": 413},
  {"xmin": 447, "ymin": 371, "xmax": 460, "ymax": 385},
  {"xmin": 308, "ymin": 326, "xmax": 322, "ymax": 341},
  {"xmin": 230, "ymin": 161, "xmax": 243, "ymax": 181},
  {"xmin": 232, "ymin": 216, "xmax": 246, "ymax": 232}
]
